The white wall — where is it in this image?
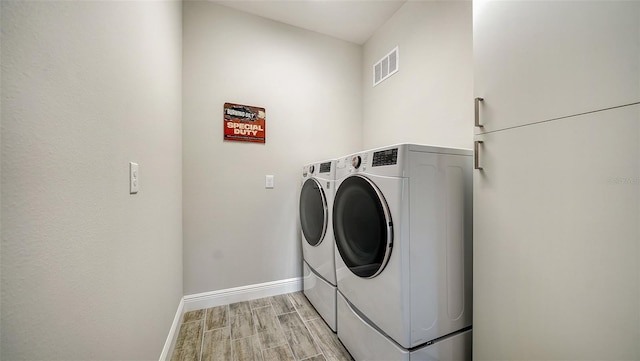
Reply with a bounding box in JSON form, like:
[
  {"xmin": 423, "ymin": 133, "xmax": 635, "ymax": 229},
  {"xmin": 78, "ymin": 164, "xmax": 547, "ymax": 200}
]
[
  {"xmin": 182, "ymin": 2, "xmax": 362, "ymax": 295},
  {"xmin": 1, "ymin": 1, "xmax": 183, "ymax": 359},
  {"xmin": 362, "ymin": 1, "xmax": 473, "ymax": 150},
  {"xmin": 0, "ymin": 0, "xmax": 3, "ymax": 351}
]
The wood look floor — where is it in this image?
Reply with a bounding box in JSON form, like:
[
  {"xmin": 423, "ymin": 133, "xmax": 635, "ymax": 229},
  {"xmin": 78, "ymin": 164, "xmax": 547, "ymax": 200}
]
[{"xmin": 171, "ymin": 292, "xmax": 353, "ymax": 361}]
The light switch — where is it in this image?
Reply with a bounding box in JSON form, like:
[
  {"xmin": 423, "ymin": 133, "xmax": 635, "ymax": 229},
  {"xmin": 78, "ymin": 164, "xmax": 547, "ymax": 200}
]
[
  {"xmin": 265, "ymin": 175, "xmax": 274, "ymax": 189},
  {"xmin": 130, "ymin": 162, "xmax": 139, "ymax": 194}
]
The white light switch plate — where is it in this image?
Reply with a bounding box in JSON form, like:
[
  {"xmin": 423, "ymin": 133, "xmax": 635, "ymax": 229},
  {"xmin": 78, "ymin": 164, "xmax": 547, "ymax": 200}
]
[
  {"xmin": 130, "ymin": 162, "xmax": 139, "ymax": 194},
  {"xmin": 265, "ymin": 175, "xmax": 274, "ymax": 189}
]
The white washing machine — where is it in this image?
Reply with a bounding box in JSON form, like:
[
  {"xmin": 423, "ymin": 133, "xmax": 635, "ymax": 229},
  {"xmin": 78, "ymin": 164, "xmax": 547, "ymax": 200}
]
[
  {"xmin": 333, "ymin": 144, "xmax": 473, "ymax": 360},
  {"xmin": 299, "ymin": 159, "xmax": 337, "ymax": 331}
]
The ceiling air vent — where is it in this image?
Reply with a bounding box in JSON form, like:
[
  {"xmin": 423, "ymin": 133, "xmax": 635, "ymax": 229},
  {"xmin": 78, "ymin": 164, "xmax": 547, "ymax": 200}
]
[{"xmin": 373, "ymin": 47, "xmax": 399, "ymax": 87}]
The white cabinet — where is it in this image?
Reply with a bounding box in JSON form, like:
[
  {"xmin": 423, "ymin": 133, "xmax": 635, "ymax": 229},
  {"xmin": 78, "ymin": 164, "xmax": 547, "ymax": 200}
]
[
  {"xmin": 473, "ymin": 104, "xmax": 639, "ymax": 360},
  {"xmin": 473, "ymin": 2, "xmax": 640, "ymax": 358},
  {"xmin": 474, "ymin": 1, "xmax": 640, "ymax": 133}
]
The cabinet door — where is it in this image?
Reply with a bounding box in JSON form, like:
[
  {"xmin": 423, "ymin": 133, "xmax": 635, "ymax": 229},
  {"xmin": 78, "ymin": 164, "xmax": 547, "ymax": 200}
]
[
  {"xmin": 474, "ymin": 1, "xmax": 640, "ymax": 133},
  {"xmin": 473, "ymin": 104, "xmax": 639, "ymax": 360}
]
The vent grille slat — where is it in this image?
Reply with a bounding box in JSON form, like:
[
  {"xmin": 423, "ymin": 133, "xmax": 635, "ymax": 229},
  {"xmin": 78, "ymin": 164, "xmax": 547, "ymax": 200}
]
[
  {"xmin": 375, "ymin": 63, "xmax": 382, "ymax": 84},
  {"xmin": 373, "ymin": 46, "xmax": 399, "ymax": 87},
  {"xmin": 381, "ymin": 57, "xmax": 389, "ymax": 78},
  {"xmin": 389, "ymin": 50, "xmax": 397, "ymax": 73}
]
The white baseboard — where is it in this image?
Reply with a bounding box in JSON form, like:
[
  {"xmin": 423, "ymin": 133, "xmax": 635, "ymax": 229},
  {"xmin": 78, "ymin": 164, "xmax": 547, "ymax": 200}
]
[
  {"xmin": 183, "ymin": 277, "xmax": 302, "ymax": 312},
  {"xmin": 159, "ymin": 277, "xmax": 302, "ymax": 360},
  {"xmin": 159, "ymin": 297, "xmax": 184, "ymax": 361}
]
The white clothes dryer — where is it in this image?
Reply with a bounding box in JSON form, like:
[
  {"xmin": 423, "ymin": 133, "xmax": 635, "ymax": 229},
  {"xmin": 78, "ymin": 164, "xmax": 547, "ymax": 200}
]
[
  {"xmin": 300, "ymin": 160, "xmax": 337, "ymax": 331},
  {"xmin": 333, "ymin": 144, "xmax": 473, "ymax": 359}
]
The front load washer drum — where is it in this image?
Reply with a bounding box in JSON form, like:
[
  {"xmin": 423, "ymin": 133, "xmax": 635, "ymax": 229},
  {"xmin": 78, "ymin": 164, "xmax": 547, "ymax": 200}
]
[{"xmin": 299, "ymin": 178, "xmax": 328, "ymax": 247}]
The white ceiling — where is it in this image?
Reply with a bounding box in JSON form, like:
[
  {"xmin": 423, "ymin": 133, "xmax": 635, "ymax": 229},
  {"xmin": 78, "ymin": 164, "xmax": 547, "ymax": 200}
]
[{"xmin": 212, "ymin": 0, "xmax": 408, "ymax": 44}]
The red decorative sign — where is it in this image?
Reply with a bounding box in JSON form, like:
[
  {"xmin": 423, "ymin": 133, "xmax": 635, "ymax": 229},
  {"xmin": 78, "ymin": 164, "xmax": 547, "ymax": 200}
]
[{"xmin": 223, "ymin": 103, "xmax": 266, "ymax": 143}]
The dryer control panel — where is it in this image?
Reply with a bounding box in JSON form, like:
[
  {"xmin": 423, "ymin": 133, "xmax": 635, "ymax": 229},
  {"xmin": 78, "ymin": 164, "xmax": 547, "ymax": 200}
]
[{"xmin": 372, "ymin": 148, "xmax": 398, "ymax": 167}]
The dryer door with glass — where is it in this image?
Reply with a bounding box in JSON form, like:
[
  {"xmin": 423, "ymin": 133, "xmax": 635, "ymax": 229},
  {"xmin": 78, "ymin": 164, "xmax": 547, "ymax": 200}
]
[
  {"xmin": 333, "ymin": 175, "xmax": 393, "ymax": 278},
  {"xmin": 299, "ymin": 178, "xmax": 328, "ymax": 246}
]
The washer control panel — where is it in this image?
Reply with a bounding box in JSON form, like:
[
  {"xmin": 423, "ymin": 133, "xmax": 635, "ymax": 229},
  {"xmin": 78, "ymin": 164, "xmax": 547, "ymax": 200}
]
[{"xmin": 319, "ymin": 161, "xmax": 332, "ymax": 173}]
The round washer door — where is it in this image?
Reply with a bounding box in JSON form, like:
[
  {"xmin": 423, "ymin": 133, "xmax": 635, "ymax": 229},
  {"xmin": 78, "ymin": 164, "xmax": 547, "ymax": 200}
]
[
  {"xmin": 333, "ymin": 175, "xmax": 393, "ymax": 278},
  {"xmin": 299, "ymin": 178, "xmax": 328, "ymax": 246}
]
